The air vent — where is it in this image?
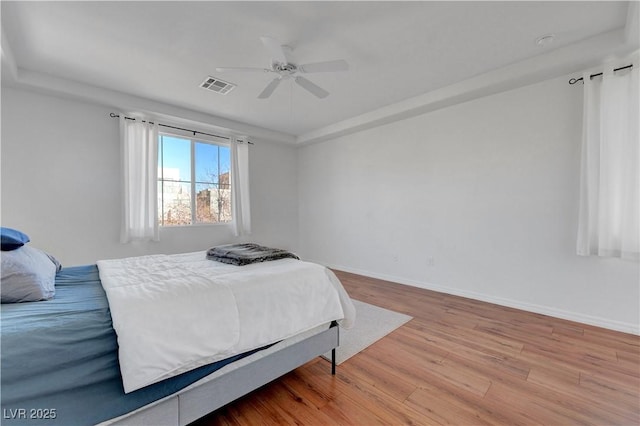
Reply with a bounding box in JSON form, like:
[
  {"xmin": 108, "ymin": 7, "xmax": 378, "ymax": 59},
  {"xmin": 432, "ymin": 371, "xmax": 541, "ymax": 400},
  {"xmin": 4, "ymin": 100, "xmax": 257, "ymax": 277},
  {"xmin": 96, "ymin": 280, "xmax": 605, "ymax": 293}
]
[{"xmin": 200, "ymin": 76, "xmax": 236, "ymax": 95}]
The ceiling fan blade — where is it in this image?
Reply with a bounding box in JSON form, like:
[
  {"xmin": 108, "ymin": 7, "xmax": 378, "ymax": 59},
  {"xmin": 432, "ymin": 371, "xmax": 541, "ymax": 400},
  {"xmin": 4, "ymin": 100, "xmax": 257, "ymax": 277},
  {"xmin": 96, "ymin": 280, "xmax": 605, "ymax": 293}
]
[
  {"xmin": 258, "ymin": 77, "xmax": 282, "ymax": 99},
  {"xmin": 299, "ymin": 59, "xmax": 349, "ymax": 73},
  {"xmin": 260, "ymin": 36, "xmax": 289, "ymax": 64},
  {"xmin": 216, "ymin": 67, "xmax": 271, "ymax": 73},
  {"xmin": 294, "ymin": 76, "xmax": 329, "ymax": 99}
]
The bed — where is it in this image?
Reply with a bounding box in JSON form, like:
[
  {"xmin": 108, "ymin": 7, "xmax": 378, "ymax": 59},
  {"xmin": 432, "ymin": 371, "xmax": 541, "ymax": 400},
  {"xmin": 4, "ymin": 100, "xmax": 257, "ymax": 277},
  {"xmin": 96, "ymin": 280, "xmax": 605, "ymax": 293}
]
[{"xmin": 1, "ymin": 249, "xmax": 355, "ymax": 426}]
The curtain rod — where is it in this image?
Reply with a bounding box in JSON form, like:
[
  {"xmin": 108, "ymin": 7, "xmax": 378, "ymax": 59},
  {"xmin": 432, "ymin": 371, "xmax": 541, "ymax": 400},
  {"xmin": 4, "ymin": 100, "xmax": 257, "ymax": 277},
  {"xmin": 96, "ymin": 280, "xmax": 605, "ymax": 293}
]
[
  {"xmin": 568, "ymin": 64, "xmax": 633, "ymax": 85},
  {"xmin": 109, "ymin": 113, "xmax": 253, "ymax": 144}
]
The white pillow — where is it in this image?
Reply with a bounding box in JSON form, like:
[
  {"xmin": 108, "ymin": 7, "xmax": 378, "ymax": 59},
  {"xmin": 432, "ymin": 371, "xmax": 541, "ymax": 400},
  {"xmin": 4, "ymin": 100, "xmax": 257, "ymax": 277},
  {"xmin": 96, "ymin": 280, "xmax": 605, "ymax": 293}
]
[{"xmin": 1, "ymin": 245, "xmax": 56, "ymax": 303}]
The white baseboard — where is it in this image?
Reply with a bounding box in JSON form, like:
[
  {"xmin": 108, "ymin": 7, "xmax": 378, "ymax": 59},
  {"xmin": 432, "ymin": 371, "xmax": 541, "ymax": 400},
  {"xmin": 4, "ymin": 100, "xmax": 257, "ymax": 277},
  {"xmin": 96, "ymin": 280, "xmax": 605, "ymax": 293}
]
[{"xmin": 310, "ymin": 259, "xmax": 640, "ymax": 336}]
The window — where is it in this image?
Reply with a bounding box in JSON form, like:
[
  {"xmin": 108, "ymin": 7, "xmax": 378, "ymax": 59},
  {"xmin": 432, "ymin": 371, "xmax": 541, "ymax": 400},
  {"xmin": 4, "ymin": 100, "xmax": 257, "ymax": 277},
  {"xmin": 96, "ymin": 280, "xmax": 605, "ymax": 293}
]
[{"xmin": 158, "ymin": 133, "xmax": 231, "ymax": 226}]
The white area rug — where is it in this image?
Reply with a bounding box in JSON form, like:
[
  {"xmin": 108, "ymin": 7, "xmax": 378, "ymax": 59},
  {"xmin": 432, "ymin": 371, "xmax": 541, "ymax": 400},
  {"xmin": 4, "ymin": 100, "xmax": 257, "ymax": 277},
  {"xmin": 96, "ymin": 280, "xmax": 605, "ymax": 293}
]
[{"xmin": 323, "ymin": 299, "xmax": 413, "ymax": 365}]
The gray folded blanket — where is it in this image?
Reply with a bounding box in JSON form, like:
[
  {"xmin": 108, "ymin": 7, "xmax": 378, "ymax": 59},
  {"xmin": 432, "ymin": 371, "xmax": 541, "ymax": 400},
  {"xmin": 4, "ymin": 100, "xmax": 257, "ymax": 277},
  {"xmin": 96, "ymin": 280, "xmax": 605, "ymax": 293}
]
[{"xmin": 206, "ymin": 243, "xmax": 299, "ymax": 266}]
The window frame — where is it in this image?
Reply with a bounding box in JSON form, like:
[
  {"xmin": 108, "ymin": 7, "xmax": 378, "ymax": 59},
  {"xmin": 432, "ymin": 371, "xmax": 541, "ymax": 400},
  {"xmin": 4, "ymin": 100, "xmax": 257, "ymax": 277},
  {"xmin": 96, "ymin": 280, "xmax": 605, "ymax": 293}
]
[{"xmin": 157, "ymin": 129, "xmax": 232, "ymax": 227}]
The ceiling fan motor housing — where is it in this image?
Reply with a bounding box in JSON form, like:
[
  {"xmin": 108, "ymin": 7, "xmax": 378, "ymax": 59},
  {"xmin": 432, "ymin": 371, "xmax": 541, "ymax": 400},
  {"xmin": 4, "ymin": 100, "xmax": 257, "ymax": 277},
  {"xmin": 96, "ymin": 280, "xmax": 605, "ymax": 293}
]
[{"xmin": 273, "ymin": 63, "xmax": 297, "ymax": 74}]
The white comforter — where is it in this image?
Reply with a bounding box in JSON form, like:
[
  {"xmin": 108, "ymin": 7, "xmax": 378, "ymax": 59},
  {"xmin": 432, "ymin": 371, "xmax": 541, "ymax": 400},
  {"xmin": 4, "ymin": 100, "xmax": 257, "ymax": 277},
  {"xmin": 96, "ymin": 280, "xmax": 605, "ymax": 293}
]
[{"xmin": 97, "ymin": 251, "xmax": 355, "ymax": 393}]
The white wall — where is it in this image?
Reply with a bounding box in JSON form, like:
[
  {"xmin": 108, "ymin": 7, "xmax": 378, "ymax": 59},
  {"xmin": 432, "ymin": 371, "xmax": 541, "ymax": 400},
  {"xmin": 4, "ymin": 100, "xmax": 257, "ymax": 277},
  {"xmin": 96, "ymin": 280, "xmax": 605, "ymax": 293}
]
[
  {"xmin": 1, "ymin": 86, "xmax": 299, "ymax": 265},
  {"xmin": 3, "ymin": 77, "xmax": 638, "ymax": 333},
  {"xmin": 298, "ymin": 75, "xmax": 640, "ymax": 333}
]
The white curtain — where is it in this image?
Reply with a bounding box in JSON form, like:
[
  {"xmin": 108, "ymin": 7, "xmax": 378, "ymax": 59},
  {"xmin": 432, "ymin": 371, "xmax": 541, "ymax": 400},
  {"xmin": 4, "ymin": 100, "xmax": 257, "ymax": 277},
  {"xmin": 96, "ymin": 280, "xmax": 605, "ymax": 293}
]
[
  {"xmin": 120, "ymin": 115, "xmax": 159, "ymax": 243},
  {"xmin": 577, "ymin": 62, "xmax": 639, "ymax": 261},
  {"xmin": 230, "ymin": 136, "xmax": 251, "ymax": 236}
]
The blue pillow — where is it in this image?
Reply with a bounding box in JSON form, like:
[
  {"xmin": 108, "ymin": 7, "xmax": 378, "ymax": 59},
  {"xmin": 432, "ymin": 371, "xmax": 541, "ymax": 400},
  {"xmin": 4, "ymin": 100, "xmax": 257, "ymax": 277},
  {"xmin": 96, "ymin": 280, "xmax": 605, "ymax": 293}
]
[{"xmin": 1, "ymin": 227, "xmax": 30, "ymax": 251}]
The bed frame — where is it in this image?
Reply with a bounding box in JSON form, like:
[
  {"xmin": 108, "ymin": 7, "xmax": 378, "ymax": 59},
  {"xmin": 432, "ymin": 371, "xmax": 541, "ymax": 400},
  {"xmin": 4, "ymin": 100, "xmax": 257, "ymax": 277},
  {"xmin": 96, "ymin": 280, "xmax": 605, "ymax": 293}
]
[{"xmin": 108, "ymin": 321, "xmax": 339, "ymax": 426}]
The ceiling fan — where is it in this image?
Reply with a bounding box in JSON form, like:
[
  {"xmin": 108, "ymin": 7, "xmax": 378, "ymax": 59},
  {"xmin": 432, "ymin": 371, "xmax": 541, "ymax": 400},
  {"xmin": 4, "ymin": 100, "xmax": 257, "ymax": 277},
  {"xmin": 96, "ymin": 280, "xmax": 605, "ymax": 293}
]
[{"xmin": 216, "ymin": 36, "xmax": 348, "ymax": 99}]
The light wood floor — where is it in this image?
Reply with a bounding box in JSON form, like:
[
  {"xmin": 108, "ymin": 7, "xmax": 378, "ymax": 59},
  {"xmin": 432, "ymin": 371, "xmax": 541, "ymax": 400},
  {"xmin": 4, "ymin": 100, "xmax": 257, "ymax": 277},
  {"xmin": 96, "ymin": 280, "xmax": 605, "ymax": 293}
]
[{"xmin": 193, "ymin": 270, "xmax": 640, "ymax": 425}]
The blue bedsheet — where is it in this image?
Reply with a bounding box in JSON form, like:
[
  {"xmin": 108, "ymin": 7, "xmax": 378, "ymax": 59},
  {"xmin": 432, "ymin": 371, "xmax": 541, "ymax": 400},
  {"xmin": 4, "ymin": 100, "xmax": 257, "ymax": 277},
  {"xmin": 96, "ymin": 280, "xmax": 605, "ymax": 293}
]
[{"xmin": 1, "ymin": 265, "xmax": 262, "ymax": 426}]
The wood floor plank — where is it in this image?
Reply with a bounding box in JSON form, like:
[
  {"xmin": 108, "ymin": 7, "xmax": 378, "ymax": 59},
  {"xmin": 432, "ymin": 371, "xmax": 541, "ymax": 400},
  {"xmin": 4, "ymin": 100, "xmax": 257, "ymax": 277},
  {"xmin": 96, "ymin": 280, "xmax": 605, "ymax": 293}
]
[
  {"xmin": 484, "ymin": 381, "xmax": 598, "ymax": 425},
  {"xmin": 583, "ymin": 327, "xmax": 640, "ymax": 353},
  {"xmin": 264, "ymin": 378, "xmax": 339, "ymax": 426},
  {"xmin": 526, "ymin": 364, "xmax": 580, "ymax": 388},
  {"xmin": 407, "ymin": 319, "xmax": 525, "ymax": 359},
  {"xmin": 579, "ymin": 372, "xmax": 640, "ymax": 410},
  {"xmin": 616, "ymin": 348, "xmax": 640, "ymax": 377},
  {"xmin": 405, "ymin": 386, "xmax": 496, "ymax": 426},
  {"xmin": 338, "ymin": 347, "xmax": 417, "ymax": 403},
  {"xmin": 306, "ymin": 361, "xmax": 427, "ymax": 426},
  {"xmin": 552, "ymin": 322, "xmax": 584, "ymax": 337},
  {"xmin": 407, "ymin": 372, "xmax": 534, "ymax": 425},
  {"xmin": 193, "ymin": 270, "xmax": 640, "ymax": 426}
]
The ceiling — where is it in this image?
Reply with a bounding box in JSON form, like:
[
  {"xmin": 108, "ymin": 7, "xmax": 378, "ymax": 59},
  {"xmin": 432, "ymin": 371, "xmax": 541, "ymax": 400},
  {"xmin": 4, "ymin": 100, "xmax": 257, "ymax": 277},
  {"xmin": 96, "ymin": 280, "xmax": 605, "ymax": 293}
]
[{"xmin": 1, "ymin": 1, "xmax": 637, "ymax": 143}]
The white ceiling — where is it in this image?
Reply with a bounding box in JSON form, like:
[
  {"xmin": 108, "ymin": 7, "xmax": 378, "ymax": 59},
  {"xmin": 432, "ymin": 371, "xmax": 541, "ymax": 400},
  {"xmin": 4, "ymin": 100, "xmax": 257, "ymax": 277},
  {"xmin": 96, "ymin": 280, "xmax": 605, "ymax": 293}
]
[{"xmin": 1, "ymin": 1, "xmax": 637, "ymax": 143}]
